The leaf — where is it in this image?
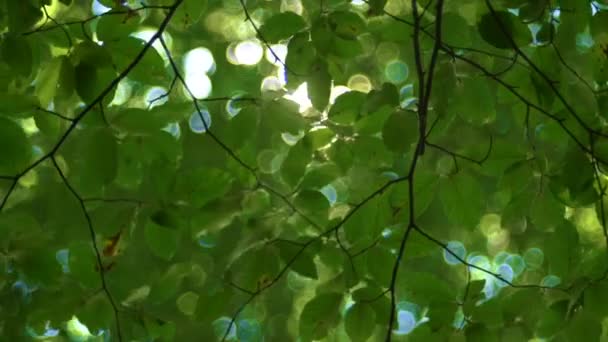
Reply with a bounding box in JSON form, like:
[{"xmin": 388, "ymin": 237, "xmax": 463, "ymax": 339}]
[
  {"xmin": 1, "ymin": 35, "xmax": 32, "ymax": 76},
  {"xmin": 299, "ymin": 292, "xmax": 343, "ymax": 340},
  {"xmin": 382, "ymin": 109, "xmax": 419, "ymax": 153},
  {"xmin": 0, "ymin": 117, "xmax": 31, "ymax": 174},
  {"xmin": 78, "ymin": 128, "xmax": 118, "ymax": 191},
  {"xmin": 110, "ymin": 108, "xmax": 170, "ymax": 134},
  {"xmin": 477, "ymin": 11, "xmax": 530, "ymax": 49},
  {"xmin": 6, "ymin": 0, "xmax": 41, "ymax": 32},
  {"xmin": 367, "ymin": 0, "xmax": 387, "ymax": 16},
  {"xmin": 307, "ymin": 59, "xmax": 331, "ymax": 111},
  {"xmin": 145, "ymin": 219, "xmax": 179, "ymax": 261},
  {"xmin": 329, "ymin": 10, "xmax": 366, "ymax": 40},
  {"xmin": 281, "ymin": 135, "xmax": 313, "ymax": 186},
  {"xmin": 452, "ymin": 77, "xmax": 496, "ymax": 125},
  {"xmin": 96, "ymin": 12, "xmax": 140, "ymax": 42},
  {"xmin": 439, "ymin": 173, "xmax": 485, "ymax": 228},
  {"xmin": 259, "ymin": 12, "xmax": 307, "ymax": 42},
  {"xmin": 286, "ymin": 32, "xmax": 316, "ymax": 76},
  {"xmin": 171, "ymin": 0, "xmax": 208, "ymax": 29},
  {"xmin": 345, "ymin": 304, "xmax": 376, "ymax": 342},
  {"xmin": 106, "ymin": 37, "xmax": 167, "ymax": 84},
  {"xmin": 277, "ymin": 241, "xmax": 318, "ymax": 279},
  {"xmin": 35, "ymin": 57, "xmax": 62, "ymax": 108},
  {"xmin": 329, "ymin": 91, "xmax": 366, "ymax": 124}
]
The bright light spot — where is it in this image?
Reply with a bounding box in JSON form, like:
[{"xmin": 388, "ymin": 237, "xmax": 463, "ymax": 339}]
[
  {"xmin": 56, "ymin": 249, "xmax": 70, "ymax": 273},
  {"xmin": 385, "ymin": 60, "xmax": 409, "ymax": 83},
  {"xmin": 320, "ymin": 184, "xmax": 337, "ymax": 205},
  {"xmin": 330, "ymin": 85, "xmax": 351, "ymax": 104},
  {"xmin": 453, "ymin": 307, "xmax": 467, "ymax": 329},
  {"xmin": 32, "ymin": 145, "xmax": 43, "ymax": 158},
  {"xmin": 213, "ymin": 317, "xmax": 237, "ymax": 340},
  {"xmin": 496, "ymin": 263, "xmax": 514, "ymax": 287},
  {"xmin": 91, "ymin": 0, "xmax": 111, "ymax": 15},
  {"xmin": 257, "ymin": 150, "xmax": 281, "ymax": 173},
  {"xmin": 145, "ymin": 86, "xmax": 168, "ymax": 108},
  {"xmin": 234, "ymin": 40, "xmax": 264, "ymax": 66},
  {"xmin": 110, "ymin": 80, "xmax": 132, "ymax": 106},
  {"xmin": 493, "ymin": 251, "xmax": 509, "ymax": 265},
  {"xmin": 189, "ymin": 109, "xmax": 212, "ymax": 133},
  {"xmin": 347, "ymin": 74, "xmax": 372, "ymax": 93},
  {"xmin": 226, "ymin": 42, "xmax": 239, "ymax": 65},
  {"xmin": 177, "ymin": 292, "xmax": 199, "ymax": 316},
  {"xmin": 122, "ymin": 285, "xmax": 151, "ymax": 306},
  {"xmin": 281, "ymin": 0, "xmax": 303, "ymax": 14},
  {"xmin": 487, "ymin": 228, "xmax": 510, "ymax": 253},
  {"xmin": 467, "ymin": 254, "xmax": 491, "ymax": 280},
  {"xmin": 376, "ymin": 42, "xmax": 400, "ymax": 63},
  {"xmin": 479, "ymin": 213, "xmax": 501, "ymax": 236},
  {"xmin": 265, "ymin": 44, "xmax": 288, "ymax": 66},
  {"xmin": 184, "ymin": 73, "xmax": 212, "ymax": 99},
  {"xmin": 523, "ymin": 248, "xmax": 544, "ymax": 269},
  {"xmin": 20, "ymin": 117, "xmax": 39, "ymax": 135},
  {"xmin": 400, "ymin": 84, "xmax": 414, "ymax": 99},
  {"xmin": 382, "ymin": 228, "xmax": 392, "ymax": 238},
  {"xmin": 162, "ymin": 122, "xmax": 181, "ymax": 139},
  {"xmin": 198, "ymin": 234, "xmax": 216, "ymax": 248},
  {"xmin": 261, "ymin": 76, "xmax": 284, "ymax": 92},
  {"xmin": 66, "ymin": 316, "xmax": 92, "ymax": 342},
  {"xmin": 184, "ymin": 47, "xmax": 216, "ymax": 74},
  {"xmin": 505, "ymin": 254, "xmax": 526, "ymax": 277},
  {"xmin": 351, "ymin": 0, "xmax": 366, "ymax": 5},
  {"xmin": 483, "ymin": 277, "xmax": 496, "ymax": 299},
  {"xmin": 226, "ymin": 93, "xmax": 248, "ymax": 117},
  {"xmin": 394, "ymin": 310, "xmax": 416, "ymax": 335},
  {"xmin": 382, "ymin": 171, "xmax": 400, "ymax": 180},
  {"xmin": 283, "ymin": 82, "xmax": 312, "ymax": 112},
  {"xmin": 131, "ymin": 29, "xmax": 173, "ymax": 62},
  {"xmin": 443, "ymin": 241, "xmax": 466, "ymax": 265},
  {"xmin": 281, "ymin": 131, "xmax": 303, "ymax": 145},
  {"xmin": 541, "ymin": 275, "xmax": 561, "ymax": 288}
]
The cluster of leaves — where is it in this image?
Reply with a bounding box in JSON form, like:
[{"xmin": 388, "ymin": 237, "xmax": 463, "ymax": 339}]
[{"xmin": 2, "ymin": 0, "xmax": 608, "ymax": 341}]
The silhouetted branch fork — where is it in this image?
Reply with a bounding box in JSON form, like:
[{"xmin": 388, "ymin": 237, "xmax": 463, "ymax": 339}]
[
  {"xmin": 426, "ymin": 134, "xmax": 493, "ymax": 166},
  {"xmin": 35, "ymin": 106, "xmax": 74, "ymax": 122},
  {"xmin": 23, "ymin": 5, "xmax": 172, "ymax": 36}
]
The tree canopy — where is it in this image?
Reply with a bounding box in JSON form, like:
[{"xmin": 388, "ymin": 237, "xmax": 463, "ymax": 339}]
[{"xmin": 2, "ymin": 0, "xmax": 608, "ymax": 340}]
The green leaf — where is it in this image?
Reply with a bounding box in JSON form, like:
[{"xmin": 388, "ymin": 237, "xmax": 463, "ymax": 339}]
[
  {"xmin": 329, "ymin": 91, "xmax": 366, "ymax": 124},
  {"xmin": 439, "ymin": 173, "xmax": 485, "ymax": 228},
  {"xmin": 35, "ymin": 57, "xmax": 62, "ymax": 107},
  {"xmin": 259, "ymin": 12, "xmax": 307, "ymax": 42},
  {"xmin": 299, "ymin": 292, "xmax": 343, "ymax": 340},
  {"xmin": 106, "ymin": 37, "xmax": 167, "ymax": 84},
  {"xmin": 382, "ymin": 109, "xmax": 419, "ymax": 153},
  {"xmin": 1, "ymin": 35, "xmax": 32, "ymax": 76},
  {"xmin": 0, "ymin": 117, "xmax": 31, "ymax": 174},
  {"xmin": 69, "ymin": 242, "xmax": 99, "ymax": 289},
  {"xmin": 286, "ymin": 32, "xmax": 316, "ymax": 76},
  {"xmin": 477, "ymin": 11, "xmax": 531, "ymax": 49},
  {"xmin": 6, "ymin": 0, "xmax": 41, "ymax": 32},
  {"xmin": 78, "ymin": 128, "xmax": 118, "ymax": 191},
  {"xmin": 145, "ymin": 219, "xmax": 179, "ymax": 261},
  {"xmin": 452, "ymin": 77, "xmax": 496, "ymax": 125},
  {"xmin": 281, "ymin": 135, "xmax": 313, "ymax": 186},
  {"xmin": 277, "ymin": 241, "xmax": 318, "ymax": 279},
  {"xmin": 96, "ymin": 12, "xmax": 140, "ymax": 42},
  {"xmin": 110, "ymin": 108, "xmax": 170, "ymax": 134},
  {"xmin": 307, "ymin": 59, "xmax": 331, "ymax": 111},
  {"xmin": 345, "ymin": 304, "xmax": 376, "ymax": 342},
  {"xmin": 171, "ymin": 0, "xmax": 207, "ymax": 29},
  {"xmin": 329, "ymin": 11, "xmax": 366, "ymax": 40}
]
